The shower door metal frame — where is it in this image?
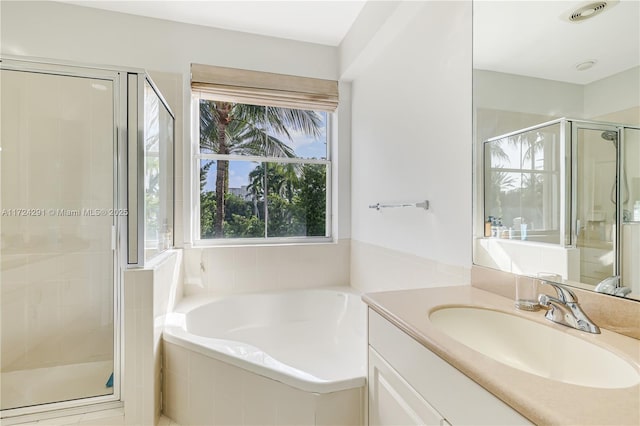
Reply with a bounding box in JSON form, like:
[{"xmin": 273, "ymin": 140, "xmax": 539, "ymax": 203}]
[
  {"xmin": 0, "ymin": 57, "xmax": 125, "ymax": 420},
  {"xmin": 617, "ymin": 124, "xmax": 640, "ymax": 288}
]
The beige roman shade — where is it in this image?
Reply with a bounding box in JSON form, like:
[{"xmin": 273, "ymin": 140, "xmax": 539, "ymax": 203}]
[{"xmin": 191, "ymin": 63, "xmax": 339, "ymax": 112}]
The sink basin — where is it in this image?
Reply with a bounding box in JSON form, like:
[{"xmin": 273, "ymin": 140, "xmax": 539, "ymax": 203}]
[{"xmin": 429, "ymin": 307, "xmax": 640, "ymax": 389}]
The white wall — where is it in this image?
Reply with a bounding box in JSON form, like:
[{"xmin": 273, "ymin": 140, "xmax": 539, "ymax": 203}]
[
  {"xmin": 474, "ymin": 66, "xmax": 640, "ymax": 121},
  {"xmin": 474, "ymin": 70, "xmax": 584, "ymax": 118},
  {"xmin": 585, "ymin": 66, "xmax": 640, "ymax": 120},
  {"xmin": 345, "ymin": 1, "xmax": 473, "ymax": 292}
]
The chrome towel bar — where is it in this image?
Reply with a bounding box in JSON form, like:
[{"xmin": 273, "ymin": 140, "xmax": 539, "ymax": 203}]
[{"xmin": 369, "ymin": 200, "xmax": 429, "ymax": 211}]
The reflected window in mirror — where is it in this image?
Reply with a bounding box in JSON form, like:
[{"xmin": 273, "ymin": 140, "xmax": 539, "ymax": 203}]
[{"xmin": 484, "ymin": 122, "xmax": 563, "ymax": 245}]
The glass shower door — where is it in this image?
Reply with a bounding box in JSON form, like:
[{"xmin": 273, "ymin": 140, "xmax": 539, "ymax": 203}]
[
  {"xmin": 1, "ymin": 68, "xmax": 116, "ymax": 410},
  {"xmin": 574, "ymin": 125, "xmax": 618, "ymax": 286},
  {"xmin": 143, "ymin": 79, "xmax": 174, "ymax": 262}
]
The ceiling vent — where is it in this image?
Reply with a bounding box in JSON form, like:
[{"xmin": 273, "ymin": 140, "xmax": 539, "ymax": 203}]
[{"xmin": 568, "ymin": 1, "xmax": 611, "ymax": 22}]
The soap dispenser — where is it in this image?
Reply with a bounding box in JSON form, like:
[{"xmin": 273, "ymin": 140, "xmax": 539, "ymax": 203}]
[
  {"xmin": 485, "ymin": 216, "xmax": 493, "ymax": 237},
  {"xmin": 159, "ymin": 219, "xmax": 172, "ymax": 250}
]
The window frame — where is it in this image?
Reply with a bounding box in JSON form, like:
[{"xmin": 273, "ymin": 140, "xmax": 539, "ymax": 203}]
[{"xmin": 190, "ymin": 93, "xmax": 334, "ymax": 246}]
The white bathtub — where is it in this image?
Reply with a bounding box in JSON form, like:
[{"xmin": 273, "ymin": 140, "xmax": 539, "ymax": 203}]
[{"xmin": 163, "ymin": 287, "xmax": 367, "ymax": 394}]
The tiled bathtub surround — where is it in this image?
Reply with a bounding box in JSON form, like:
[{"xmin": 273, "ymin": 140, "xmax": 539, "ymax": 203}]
[
  {"xmin": 163, "ymin": 341, "xmax": 363, "ymax": 426},
  {"xmin": 350, "ymin": 240, "xmax": 470, "ymax": 294},
  {"xmin": 123, "ymin": 250, "xmax": 183, "ymax": 426},
  {"xmin": 162, "ymin": 286, "xmax": 365, "ymax": 425},
  {"xmin": 182, "ymin": 240, "xmax": 350, "ymax": 296}
]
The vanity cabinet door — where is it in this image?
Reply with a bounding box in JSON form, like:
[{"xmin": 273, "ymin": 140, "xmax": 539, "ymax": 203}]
[
  {"xmin": 368, "ymin": 309, "xmax": 531, "ymax": 425},
  {"xmin": 369, "ymin": 347, "xmax": 448, "ymax": 426}
]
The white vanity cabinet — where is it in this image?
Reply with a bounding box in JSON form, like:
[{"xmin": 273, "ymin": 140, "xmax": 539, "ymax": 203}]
[
  {"xmin": 367, "ymin": 309, "xmax": 531, "ymax": 426},
  {"xmin": 369, "ymin": 347, "xmax": 450, "ymax": 426}
]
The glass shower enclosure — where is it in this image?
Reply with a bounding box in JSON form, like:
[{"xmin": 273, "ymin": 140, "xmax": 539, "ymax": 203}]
[
  {"xmin": 572, "ymin": 122, "xmax": 640, "ymax": 289},
  {"xmin": 0, "ymin": 57, "xmax": 174, "ymax": 418},
  {"xmin": 483, "ymin": 118, "xmax": 640, "ymax": 292}
]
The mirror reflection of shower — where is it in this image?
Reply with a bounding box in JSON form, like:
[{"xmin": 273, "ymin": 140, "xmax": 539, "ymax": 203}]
[
  {"xmin": 480, "ymin": 118, "xmax": 640, "ymax": 297},
  {"xmin": 602, "ymin": 130, "xmax": 631, "ymax": 221}
]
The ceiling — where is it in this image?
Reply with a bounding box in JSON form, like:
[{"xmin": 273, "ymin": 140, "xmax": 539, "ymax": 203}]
[
  {"xmin": 56, "ymin": 0, "xmax": 367, "ymax": 46},
  {"xmin": 474, "ymin": 0, "xmax": 640, "ymax": 85}
]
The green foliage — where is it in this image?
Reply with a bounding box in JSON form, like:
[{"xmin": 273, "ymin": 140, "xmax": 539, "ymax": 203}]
[
  {"xmin": 200, "ymin": 190, "xmax": 216, "ymax": 239},
  {"xmin": 200, "ymin": 163, "xmax": 327, "ymax": 239},
  {"xmin": 267, "ymin": 193, "xmax": 304, "ymax": 237},
  {"xmin": 224, "ymin": 193, "xmax": 253, "ymax": 221},
  {"xmin": 297, "ymin": 164, "xmax": 326, "ymax": 236},
  {"xmin": 225, "ymin": 214, "xmax": 265, "ymax": 238}
]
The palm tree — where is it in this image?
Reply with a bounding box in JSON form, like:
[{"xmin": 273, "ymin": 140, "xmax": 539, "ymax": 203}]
[
  {"xmin": 487, "ymin": 131, "xmax": 548, "ymax": 170},
  {"xmin": 246, "ymin": 163, "xmax": 299, "ymax": 218},
  {"xmin": 247, "ymin": 164, "xmax": 265, "ymax": 217},
  {"xmin": 199, "ymin": 100, "xmax": 322, "ymax": 237}
]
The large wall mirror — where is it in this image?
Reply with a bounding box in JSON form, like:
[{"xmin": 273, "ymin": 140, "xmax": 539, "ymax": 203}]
[{"xmin": 473, "ymin": 1, "xmax": 640, "ymax": 300}]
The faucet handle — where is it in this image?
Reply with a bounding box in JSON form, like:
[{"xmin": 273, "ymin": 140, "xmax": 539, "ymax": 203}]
[{"xmin": 543, "ymin": 281, "xmax": 577, "ymax": 303}]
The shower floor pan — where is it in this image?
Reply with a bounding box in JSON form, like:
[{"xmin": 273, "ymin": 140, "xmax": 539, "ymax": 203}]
[{"xmin": 1, "ymin": 360, "xmax": 113, "ymax": 411}]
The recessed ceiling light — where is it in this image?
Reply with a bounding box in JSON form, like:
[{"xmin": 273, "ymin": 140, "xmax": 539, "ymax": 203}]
[{"xmin": 576, "ymin": 60, "xmax": 597, "ymax": 71}]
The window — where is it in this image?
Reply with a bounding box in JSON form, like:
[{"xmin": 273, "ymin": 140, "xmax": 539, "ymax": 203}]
[
  {"xmin": 190, "ymin": 64, "xmax": 338, "ymax": 243},
  {"xmin": 484, "ymin": 122, "xmax": 563, "ymax": 244}
]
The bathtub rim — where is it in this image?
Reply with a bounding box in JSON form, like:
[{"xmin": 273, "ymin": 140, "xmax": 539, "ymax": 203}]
[
  {"xmin": 162, "ymin": 285, "xmax": 366, "ymax": 394},
  {"xmin": 165, "ymin": 285, "xmax": 362, "ymax": 315}
]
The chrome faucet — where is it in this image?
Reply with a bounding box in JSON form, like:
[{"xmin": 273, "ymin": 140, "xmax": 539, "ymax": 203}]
[
  {"xmin": 538, "ymin": 282, "xmax": 600, "ymax": 334},
  {"xmin": 594, "ymin": 276, "xmax": 632, "ymax": 297}
]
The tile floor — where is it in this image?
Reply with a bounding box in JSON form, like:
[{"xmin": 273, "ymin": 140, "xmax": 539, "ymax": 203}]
[{"xmin": 2, "ymin": 409, "xmax": 180, "ymax": 426}]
